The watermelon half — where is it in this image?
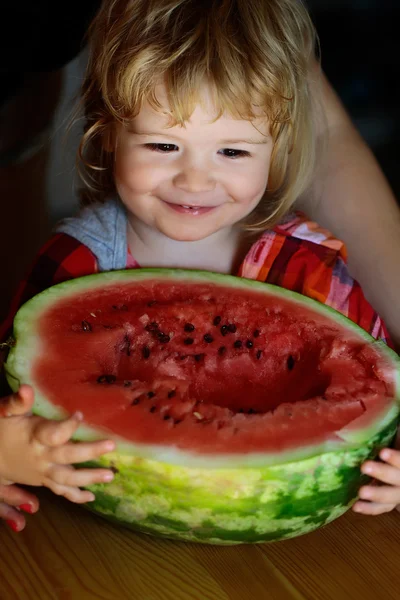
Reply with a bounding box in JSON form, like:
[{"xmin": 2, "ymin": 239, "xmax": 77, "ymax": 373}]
[{"xmin": 5, "ymin": 269, "xmax": 400, "ymax": 545}]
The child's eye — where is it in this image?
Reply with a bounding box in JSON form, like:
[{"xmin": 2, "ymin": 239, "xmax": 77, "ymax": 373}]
[
  {"xmin": 219, "ymin": 148, "xmax": 250, "ymax": 159},
  {"xmin": 145, "ymin": 143, "xmax": 179, "ymax": 153}
]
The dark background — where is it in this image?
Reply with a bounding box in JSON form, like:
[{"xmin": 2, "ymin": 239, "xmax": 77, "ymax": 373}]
[{"xmin": 307, "ymin": 0, "xmax": 400, "ymax": 197}]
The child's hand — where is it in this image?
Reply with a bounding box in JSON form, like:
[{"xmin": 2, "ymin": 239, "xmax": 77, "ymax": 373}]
[
  {"xmin": 352, "ymin": 448, "xmax": 400, "ymax": 515},
  {"xmin": 0, "ymin": 385, "xmax": 116, "ymax": 503}
]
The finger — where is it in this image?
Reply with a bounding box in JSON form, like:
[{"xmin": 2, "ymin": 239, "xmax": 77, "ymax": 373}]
[
  {"xmin": 0, "ymin": 502, "xmax": 27, "ymax": 532},
  {"xmin": 46, "ymin": 465, "xmax": 114, "ymax": 487},
  {"xmin": 361, "ymin": 460, "xmax": 400, "ymax": 487},
  {"xmin": 50, "ymin": 439, "xmax": 116, "ymax": 465},
  {"xmin": 0, "ymin": 384, "xmax": 34, "ymax": 417},
  {"xmin": 34, "ymin": 411, "xmax": 84, "ymax": 447},
  {"xmin": 352, "ymin": 500, "xmax": 396, "ymax": 515},
  {"xmin": 358, "ymin": 484, "xmax": 400, "ymax": 505},
  {"xmin": 45, "ymin": 481, "xmax": 97, "ymax": 504},
  {"xmin": 379, "ymin": 448, "xmax": 400, "ymax": 469},
  {"xmin": 0, "ymin": 484, "xmax": 39, "ymax": 513}
]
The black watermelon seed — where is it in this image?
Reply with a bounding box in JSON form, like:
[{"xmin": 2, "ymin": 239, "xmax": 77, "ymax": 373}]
[
  {"xmin": 204, "ymin": 333, "xmax": 214, "ymax": 343},
  {"xmin": 131, "ymin": 398, "xmax": 140, "ymax": 406},
  {"xmin": 227, "ymin": 324, "xmax": 237, "ymax": 333},
  {"xmin": 97, "ymin": 375, "xmax": 116, "ymax": 384},
  {"xmin": 179, "ymin": 355, "xmax": 188, "ymax": 360},
  {"xmin": 213, "ymin": 316, "xmax": 222, "ymax": 326},
  {"xmin": 158, "ymin": 333, "xmax": 171, "ymax": 344},
  {"xmin": 220, "ymin": 325, "xmax": 229, "ymax": 336},
  {"xmin": 218, "ymin": 346, "xmax": 226, "ymax": 356},
  {"xmin": 184, "ymin": 323, "xmax": 195, "ymax": 332},
  {"xmin": 124, "ymin": 380, "xmax": 132, "ymax": 387},
  {"xmin": 194, "ymin": 354, "xmax": 205, "ymax": 362},
  {"xmin": 168, "ymin": 390, "xmax": 176, "ymax": 399},
  {"xmin": 234, "ymin": 340, "xmax": 242, "ymax": 349},
  {"xmin": 81, "ymin": 320, "xmax": 92, "ymax": 332},
  {"xmin": 147, "ymin": 300, "xmax": 157, "ymax": 307},
  {"xmin": 184, "ymin": 338, "xmax": 194, "ymax": 345},
  {"xmin": 248, "ymin": 408, "xmax": 256, "ymax": 414},
  {"xmin": 150, "ymin": 406, "xmax": 157, "ymax": 413},
  {"xmin": 147, "ymin": 391, "xmax": 155, "ymax": 398},
  {"xmin": 246, "ymin": 340, "xmax": 253, "ymax": 349},
  {"xmin": 123, "ymin": 334, "xmax": 131, "ymax": 356},
  {"xmin": 287, "ymin": 355, "xmax": 295, "ymax": 370},
  {"xmin": 112, "ymin": 304, "xmax": 127, "ymax": 310},
  {"xmin": 142, "ymin": 346, "xmax": 151, "ymax": 359},
  {"xmin": 174, "ymin": 419, "xmax": 182, "ymax": 425},
  {"xmin": 253, "ymin": 329, "xmax": 260, "ymax": 338},
  {"xmin": 145, "ymin": 322, "xmax": 159, "ymax": 333},
  {"xmin": 256, "ymin": 350, "xmax": 262, "ymax": 360},
  {"xmin": 238, "ymin": 408, "xmax": 244, "ymax": 413},
  {"xmin": 163, "ymin": 414, "xmax": 171, "ymax": 420}
]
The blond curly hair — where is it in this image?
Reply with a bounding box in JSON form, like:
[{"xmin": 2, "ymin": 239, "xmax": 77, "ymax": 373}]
[{"xmin": 78, "ymin": 0, "xmax": 318, "ymax": 228}]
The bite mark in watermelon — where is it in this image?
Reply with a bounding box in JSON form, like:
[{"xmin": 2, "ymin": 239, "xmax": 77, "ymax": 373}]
[{"xmin": 5, "ymin": 269, "xmax": 400, "ymax": 544}]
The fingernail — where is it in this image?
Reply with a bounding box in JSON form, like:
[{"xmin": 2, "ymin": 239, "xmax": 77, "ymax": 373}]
[
  {"xmin": 104, "ymin": 441, "xmax": 115, "ymax": 451},
  {"xmin": 6, "ymin": 520, "xmax": 20, "ymax": 532},
  {"xmin": 103, "ymin": 472, "xmax": 114, "ymax": 482},
  {"xmin": 73, "ymin": 411, "xmax": 84, "ymax": 421},
  {"xmin": 362, "ymin": 465, "xmax": 373, "ymax": 474},
  {"xmin": 19, "ymin": 503, "xmax": 33, "ymax": 514},
  {"xmin": 381, "ymin": 449, "xmax": 391, "ymax": 460}
]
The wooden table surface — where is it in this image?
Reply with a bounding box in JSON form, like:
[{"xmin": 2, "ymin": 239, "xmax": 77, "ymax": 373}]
[{"xmin": 1, "ymin": 488, "xmax": 399, "ymax": 600}]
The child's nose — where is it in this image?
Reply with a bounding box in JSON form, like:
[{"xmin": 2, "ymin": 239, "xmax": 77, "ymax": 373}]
[{"xmin": 173, "ymin": 167, "xmax": 216, "ymax": 193}]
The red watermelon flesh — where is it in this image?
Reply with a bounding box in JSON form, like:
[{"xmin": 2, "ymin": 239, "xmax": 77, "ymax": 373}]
[{"xmin": 30, "ymin": 278, "xmax": 394, "ymax": 454}]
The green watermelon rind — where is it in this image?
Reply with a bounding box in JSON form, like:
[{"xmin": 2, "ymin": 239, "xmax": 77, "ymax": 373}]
[{"xmin": 78, "ymin": 415, "xmax": 397, "ymax": 544}]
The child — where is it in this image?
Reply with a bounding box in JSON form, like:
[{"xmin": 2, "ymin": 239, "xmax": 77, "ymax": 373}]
[{"xmin": 1, "ymin": 0, "xmax": 400, "ymax": 532}]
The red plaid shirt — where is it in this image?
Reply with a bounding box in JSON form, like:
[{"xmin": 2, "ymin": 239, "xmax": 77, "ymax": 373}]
[{"xmin": 0, "ymin": 226, "xmax": 392, "ymax": 347}]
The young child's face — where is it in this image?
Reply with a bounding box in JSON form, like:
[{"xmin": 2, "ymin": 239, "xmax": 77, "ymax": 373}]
[{"xmin": 114, "ymin": 85, "xmax": 273, "ymax": 241}]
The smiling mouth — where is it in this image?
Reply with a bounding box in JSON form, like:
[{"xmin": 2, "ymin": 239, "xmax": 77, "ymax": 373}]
[{"xmin": 164, "ymin": 201, "xmax": 217, "ymax": 215}]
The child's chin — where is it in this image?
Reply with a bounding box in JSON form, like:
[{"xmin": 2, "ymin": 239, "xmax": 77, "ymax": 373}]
[{"xmin": 162, "ymin": 226, "xmax": 216, "ymax": 243}]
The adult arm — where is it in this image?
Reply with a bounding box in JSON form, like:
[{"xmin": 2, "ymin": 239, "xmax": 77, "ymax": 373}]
[{"xmin": 297, "ymin": 62, "xmax": 400, "ymax": 347}]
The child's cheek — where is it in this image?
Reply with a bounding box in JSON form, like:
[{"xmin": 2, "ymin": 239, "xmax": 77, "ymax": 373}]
[
  {"xmin": 116, "ymin": 161, "xmax": 165, "ymax": 195},
  {"xmin": 225, "ymin": 164, "xmax": 269, "ymax": 209}
]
